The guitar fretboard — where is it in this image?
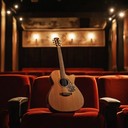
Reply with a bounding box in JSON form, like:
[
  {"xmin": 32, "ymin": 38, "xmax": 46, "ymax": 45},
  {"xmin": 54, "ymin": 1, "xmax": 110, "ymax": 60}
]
[{"xmin": 57, "ymin": 46, "xmax": 66, "ymax": 79}]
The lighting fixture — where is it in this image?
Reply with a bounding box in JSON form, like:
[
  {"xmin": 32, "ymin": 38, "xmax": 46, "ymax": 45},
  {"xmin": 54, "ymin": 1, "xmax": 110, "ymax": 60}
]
[{"xmin": 7, "ymin": 10, "xmax": 11, "ymax": 15}]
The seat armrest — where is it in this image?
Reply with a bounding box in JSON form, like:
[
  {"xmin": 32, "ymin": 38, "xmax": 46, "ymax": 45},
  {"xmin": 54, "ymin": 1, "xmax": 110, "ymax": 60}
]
[
  {"xmin": 100, "ymin": 97, "xmax": 121, "ymax": 128},
  {"xmin": 100, "ymin": 97, "xmax": 121, "ymax": 107},
  {"xmin": 8, "ymin": 97, "xmax": 28, "ymax": 128}
]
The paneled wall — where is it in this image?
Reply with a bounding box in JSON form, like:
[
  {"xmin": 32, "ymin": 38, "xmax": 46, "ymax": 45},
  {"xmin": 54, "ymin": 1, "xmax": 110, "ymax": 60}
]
[
  {"xmin": 1, "ymin": 2, "xmax": 127, "ymax": 71},
  {"xmin": 22, "ymin": 28, "xmax": 105, "ymax": 47},
  {"xmin": 111, "ymin": 19, "xmax": 117, "ymax": 70},
  {"xmin": 3, "ymin": 10, "xmax": 109, "ymax": 71},
  {"xmin": 124, "ymin": 12, "xmax": 128, "ymax": 70},
  {"xmin": 0, "ymin": 0, "xmax": 6, "ymax": 72},
  {"xmin": 19, "ymin": 17, "xmax": 108, "ymax": 70},
  {"xmin": 19, "ymin": 47, "xmax": 108, "ymax": 70}
]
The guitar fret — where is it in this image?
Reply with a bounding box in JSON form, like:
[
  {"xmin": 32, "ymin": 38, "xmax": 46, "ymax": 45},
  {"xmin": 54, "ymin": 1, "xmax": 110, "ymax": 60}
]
[{"xmin": 57, "ymin": 46, "xmax": 66, "ymax": 79}]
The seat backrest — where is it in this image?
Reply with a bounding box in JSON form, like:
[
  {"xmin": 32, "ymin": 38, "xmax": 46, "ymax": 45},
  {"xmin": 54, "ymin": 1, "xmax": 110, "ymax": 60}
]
[
  {"xmin": 0, "ymin": 74, "xmax": 31, "ymax": 109},
  {"xmin": 75, "ymin": 75, "xmax": 99, "ymax": 109},
  {"xmin": 97, "ymin": 75, "xmax": 128, "ymax": 105},
  {"xmin": 27, "ymin": 75, "xmax": 37, "ymax": 89},
  {"xmin": 30, "ymin": 75, "xmax": 99, "ymax": 109},
  {"xmin": 30, "ymin": 76, "xmax": 51, "ymax": 108}
]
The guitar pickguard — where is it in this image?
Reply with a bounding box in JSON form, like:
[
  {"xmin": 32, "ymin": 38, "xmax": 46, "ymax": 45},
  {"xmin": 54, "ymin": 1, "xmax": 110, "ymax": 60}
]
[
  {"xmin": 60, "ymin": 78, "xmax": 75, "ymax": 93},
  {"xmin": 66, "ymin": 80, "xmax": 75, "ymax": 92}
]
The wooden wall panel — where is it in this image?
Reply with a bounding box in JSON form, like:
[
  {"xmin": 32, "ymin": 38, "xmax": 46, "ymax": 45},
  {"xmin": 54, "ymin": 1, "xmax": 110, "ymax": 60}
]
[
  {"xmin": 111, "ymin": 19, "xmax": 117, "ymax": 70},
  {"xmin": 0, "ymin": 0, "xmax": 6, "ymax": 71},
  {"xmin": 20, "ymin": 47, "xmax": 108, "ymax": 70},
  {"xmin": 124, "ymin": 13, "xmax": 128, "ymax": 70}
]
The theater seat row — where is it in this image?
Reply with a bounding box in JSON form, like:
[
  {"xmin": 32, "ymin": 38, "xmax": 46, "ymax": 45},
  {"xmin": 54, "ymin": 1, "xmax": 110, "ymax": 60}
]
[
  {"xmin": 0, "ymin": 74, "xmax": 36, "ymax": 128},
  {"xmin": 98, "ymin": 75, "xmax": 128, "ymax": 128},
  {"xmin": 0, "ymin": 74, "xmax": 128, "ymax": 128},
  {"xmin": 1, "ymin": 70, "xmax": 128, "ymax": 76}
]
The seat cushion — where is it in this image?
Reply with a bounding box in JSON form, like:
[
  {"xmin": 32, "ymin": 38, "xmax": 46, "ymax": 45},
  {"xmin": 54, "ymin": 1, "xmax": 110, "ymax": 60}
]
[
  {"xmin": 120, "ymin": 105, "xmax": 128, "ymax": 110},
  {"xmin": 21, "ymin": 108, "xmax": 104, "ymax": 128},
  {"xmin": 0, "ymin": 109, "xmax": 9, "ymax": 128},
  {"xmin": 117, "ymin": 110, "xmax": 128, "ymax": 128}
]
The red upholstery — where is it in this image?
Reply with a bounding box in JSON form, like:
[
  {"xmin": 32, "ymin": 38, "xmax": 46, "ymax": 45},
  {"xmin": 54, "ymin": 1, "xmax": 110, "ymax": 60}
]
[
  {"xmin": 117, "ymin": 108, "xmax": 128, "ymax": 128},
  {"xmin": 21, "ymin": 108, "xmax": 104, "ymax": 128},
  {"xmin": 98, "ymin": 75, "xmax": 128, "ymax": 109},
  {"xmin": 0, "ymin": 74, "xmax": 32, "ymax": 128},
  {"xmin": 27, "ymin": 75, "xmax": 37, "ymax": 90},
  {"xmin": 21, "ymin": 75, "xmax": 105, "ymax": 128},
  {"xmin": 0, "ymin": 110, "xmax": 9, "ymax": 128},
  {"xmin": 97, "ymin": 75, "xmax": 128, "ymax": 128},
  {"xmin": 1, "ymin": 70, "xmax": 128, "ymax": 77},
  {"xmin": 30, "ymin": 76, "xmax": 51, "ymax": 108},
  {"xmin": 27, "ymin": 72, "xmax": 45, "ymax": 77},
  {"xmin": 22, "ymin": 68, "xmax": 104, "ymax": 76}
]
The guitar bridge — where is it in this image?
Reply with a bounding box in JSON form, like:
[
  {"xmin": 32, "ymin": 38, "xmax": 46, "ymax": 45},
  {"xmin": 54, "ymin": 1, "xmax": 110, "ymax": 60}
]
[{"xmin": 60, "ymin": 92, "xmax": 72, "ymax": 96}]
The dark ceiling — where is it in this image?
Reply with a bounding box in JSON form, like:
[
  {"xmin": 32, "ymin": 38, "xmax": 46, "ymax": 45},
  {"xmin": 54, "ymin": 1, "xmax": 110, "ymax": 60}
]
[
  {"xmin": 4, "ymin": 0, "xmax": 128, "ymax": 29},
  {"xmin": 5, "ymin": 0, "xmax": 128, "ymax": 13}
]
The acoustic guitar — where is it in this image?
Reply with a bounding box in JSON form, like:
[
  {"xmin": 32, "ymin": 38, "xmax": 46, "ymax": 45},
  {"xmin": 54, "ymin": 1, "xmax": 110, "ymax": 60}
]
[{"xmin": 48, "ymin": 37, "xmax": 84, "ymax": 112}]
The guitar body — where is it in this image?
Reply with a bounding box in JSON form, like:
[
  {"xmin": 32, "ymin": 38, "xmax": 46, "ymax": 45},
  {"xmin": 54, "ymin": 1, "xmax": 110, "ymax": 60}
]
[{"xmin": 48, "ymin": 70, "xmax": 84, "ymax": 112}]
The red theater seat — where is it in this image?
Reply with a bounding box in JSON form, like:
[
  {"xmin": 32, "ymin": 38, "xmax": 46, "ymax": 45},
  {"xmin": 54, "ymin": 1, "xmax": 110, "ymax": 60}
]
[
  {"xmin": 0, "ymin": 74, "xmax": 33, "ymax": 128},
  {"xmin": 117, "ymin": 108, "xmax": 128, "ymax": 128},
  {"xmin": 20, "ymin": 75, "xmax": 105, "ymax": 128},
  {"xmin": 97, "ymin": 75, "xmax": 128, "ymax": 128}
]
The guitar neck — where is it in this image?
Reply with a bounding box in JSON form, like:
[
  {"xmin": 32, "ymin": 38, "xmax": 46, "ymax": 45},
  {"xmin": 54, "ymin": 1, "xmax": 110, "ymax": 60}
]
[{"xmin": 57, "ymin": 46, "xmax": 66, "ymax": 79}]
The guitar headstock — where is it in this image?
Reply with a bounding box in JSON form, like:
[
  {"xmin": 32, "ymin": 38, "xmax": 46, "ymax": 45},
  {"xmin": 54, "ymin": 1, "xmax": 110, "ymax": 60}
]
[{"xmin": 53, "ymin": 37, "xmax": 61, "ymax": 47}]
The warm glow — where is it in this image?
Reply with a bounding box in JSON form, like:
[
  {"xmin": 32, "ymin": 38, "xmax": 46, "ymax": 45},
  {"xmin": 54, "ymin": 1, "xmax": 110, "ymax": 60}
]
[
  {"xmin": 14, "ymin": 4, "xmax": 19, "ymax": 9},
  {"xmin": 7, "ymin": 10, "xmax": 11, "ymax": 15},
  {"xmin": 33, "ymin": 33, "xmax": 40, "ymax": 41},
  {"xmin": 108, "ymin": 17, "xmax": 112, "ymax": 21},
  {"xmin": 118, "ymin": 11, "xmax": 125, "ymax": 18},
  {"xmin": 19, "ymin": 17, "xmax": 23, "ymax": 21},
  {"xmin": 87, "ymin": 33, "xmax": 95, "ymax": 43},
  {"xmin": 109, "ymin": 8, "xmax": 115, "ymax": 13},
  {"xmin": 68, "ymin": 33, "xmax": 76, "ymax": 40},
  {"xmin": 88, "ymin": 33, "xmax": 95, "ymax": 39},
  {"xmin": 51, "ymin": 33, "xmax": 59, "ymax": 40},
  {"xmin": 31, "ymin": 33, "xmax": 40, "ymax": 45}
]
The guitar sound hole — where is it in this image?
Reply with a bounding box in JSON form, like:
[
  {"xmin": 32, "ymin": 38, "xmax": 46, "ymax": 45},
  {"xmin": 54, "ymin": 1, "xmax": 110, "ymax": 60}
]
[{"xmin": 60, "ymin": 79, "xmax": 68, "ymax": 87}]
